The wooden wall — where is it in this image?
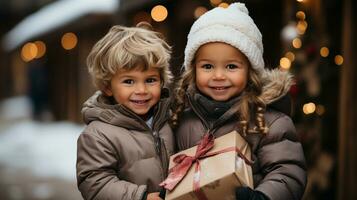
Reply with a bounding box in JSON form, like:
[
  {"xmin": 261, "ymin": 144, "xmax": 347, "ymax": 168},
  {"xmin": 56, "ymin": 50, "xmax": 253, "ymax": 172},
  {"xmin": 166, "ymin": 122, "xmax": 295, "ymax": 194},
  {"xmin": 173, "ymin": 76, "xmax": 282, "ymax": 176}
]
[{"xmin": 338, "ymin": 0, "xmax": 357, "ymax": 199}]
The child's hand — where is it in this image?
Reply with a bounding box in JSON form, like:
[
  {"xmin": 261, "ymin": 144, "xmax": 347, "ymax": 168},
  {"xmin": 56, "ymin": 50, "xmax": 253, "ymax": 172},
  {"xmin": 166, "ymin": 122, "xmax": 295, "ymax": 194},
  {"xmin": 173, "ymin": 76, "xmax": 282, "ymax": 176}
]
[
  {"xmin": 146, "ymin": 192, "xmax": 163, "ymax": 200},
  {"xmin": 235, "ymin": 187, "xmax": 268, "ymax": 200}
]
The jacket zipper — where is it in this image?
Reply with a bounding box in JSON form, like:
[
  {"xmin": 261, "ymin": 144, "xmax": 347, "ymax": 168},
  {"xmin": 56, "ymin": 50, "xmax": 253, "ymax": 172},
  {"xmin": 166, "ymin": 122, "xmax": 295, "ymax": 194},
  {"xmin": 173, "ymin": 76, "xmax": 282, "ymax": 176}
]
[
  {"xmin": 152, "ymin": 101, "xmax": 170, "ymax": 177},
  {"xmin": 117, "ymin": 101, "xmax": 169, "ymax": 179}
]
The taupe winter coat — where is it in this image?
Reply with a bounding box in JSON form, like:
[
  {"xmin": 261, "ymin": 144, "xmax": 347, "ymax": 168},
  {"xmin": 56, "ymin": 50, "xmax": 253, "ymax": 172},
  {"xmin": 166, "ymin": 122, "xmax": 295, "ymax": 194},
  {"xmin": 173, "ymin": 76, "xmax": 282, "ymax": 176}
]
[
  {"xmin": 175, "ymin": 70, "xmax": 307, "ymax": 200},
  {"xmin": 76, "ymin": 92, "xmax": 175, "ymax": 200}
]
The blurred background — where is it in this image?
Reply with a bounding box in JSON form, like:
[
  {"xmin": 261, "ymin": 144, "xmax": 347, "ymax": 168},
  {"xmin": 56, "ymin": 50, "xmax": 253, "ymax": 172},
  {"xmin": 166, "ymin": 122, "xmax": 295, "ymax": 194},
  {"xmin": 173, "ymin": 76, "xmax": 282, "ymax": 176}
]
[{"xmin": 0, "ymin": 0, "xmax": 356, "ymax": 199}]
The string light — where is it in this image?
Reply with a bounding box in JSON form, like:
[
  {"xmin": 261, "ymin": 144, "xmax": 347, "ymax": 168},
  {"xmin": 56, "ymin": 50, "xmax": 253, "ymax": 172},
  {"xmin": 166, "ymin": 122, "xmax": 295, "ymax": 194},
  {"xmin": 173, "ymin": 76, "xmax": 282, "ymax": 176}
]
[
  {"xmin": 218, "ymin": 3, "xmax": 229, "ymax": 8},
  {"xmin": 303, "ymin": 102, "xmax": 316, "ymax": 115},
  {"xmin": 194, "ymin": 6, "xmax": 208, "ymax": 19},
  {"xmin": 280, "ymin": 57, "xmax": 292, "ymax": 70},
  {"xmin": 292, "ymin": 38, "xmax": 302, "ymax": 48},
  {"xmin": 34, "ymin": 41, "xmax": 46, "ymax": 58},
  {"xmin": 151, "ymin": 5, "xmax": 168, "ymax": 22},
  {"xmin": 320, "ymin": 47, "xmax": 329, "ymax": 57},
  {"xmin": 296, "ymin": 11, "xmax": 306, "ymax": 20},
  {"xmin": 61, "ymin": 32, "xmax": 78, "ymax": 50},
  {"xmin": 297, "ymin": 20, "xmax": 308, "ymax": 35},
  {"xmin": 285, "ymin": 52, "xmax": 295, "ymax": 62},
  {"xmin": 21, "ymin": 42, "xmax": 38, "ymax": 62},
  {"xmin": 210, "ymin": 0, "xmax": 222, "ymax": 6},
  {"xmin": 335, "ymin": 55, "xmax": 344, "ymax": 65}
]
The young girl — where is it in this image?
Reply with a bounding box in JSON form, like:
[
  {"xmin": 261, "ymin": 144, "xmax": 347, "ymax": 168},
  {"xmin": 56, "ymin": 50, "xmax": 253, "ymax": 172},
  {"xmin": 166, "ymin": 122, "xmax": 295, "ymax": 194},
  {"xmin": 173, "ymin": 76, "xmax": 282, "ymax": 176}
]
[
  {"xmin": 76, "ymin": 23, "xmax": 174, "ymax": 200},
  {"xmin": 172, "ymin": 3, "xmax": 307, "ymax": 200}
]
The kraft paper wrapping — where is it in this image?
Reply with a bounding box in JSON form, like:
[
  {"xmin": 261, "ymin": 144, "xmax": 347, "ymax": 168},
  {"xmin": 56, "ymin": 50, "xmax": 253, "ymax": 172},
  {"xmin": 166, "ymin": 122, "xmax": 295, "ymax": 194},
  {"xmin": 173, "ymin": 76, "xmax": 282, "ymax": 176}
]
[{"xmin": 165, "ymin": 131, "xmax": 253, "ymax": 200}]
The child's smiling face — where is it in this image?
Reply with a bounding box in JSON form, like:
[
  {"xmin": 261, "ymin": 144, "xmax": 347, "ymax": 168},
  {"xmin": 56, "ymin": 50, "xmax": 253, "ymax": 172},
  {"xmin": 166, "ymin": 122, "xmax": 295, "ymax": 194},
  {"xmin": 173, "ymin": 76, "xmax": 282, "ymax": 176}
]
[
  {"xmin": 194, "ymin": 42, "xmax": 249, "ymax": 101},
  {"xmin": 105, "ymin": 64, "xmax": 161, "ymax": 117}
]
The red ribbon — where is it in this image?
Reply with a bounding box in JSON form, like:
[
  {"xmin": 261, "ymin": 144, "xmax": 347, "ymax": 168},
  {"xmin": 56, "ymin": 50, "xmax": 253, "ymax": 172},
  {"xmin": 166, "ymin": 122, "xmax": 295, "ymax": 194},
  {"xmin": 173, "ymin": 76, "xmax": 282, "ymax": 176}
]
[{"xmin": 159, "ymin": 133, "xmax": 253, "ymax": 200}]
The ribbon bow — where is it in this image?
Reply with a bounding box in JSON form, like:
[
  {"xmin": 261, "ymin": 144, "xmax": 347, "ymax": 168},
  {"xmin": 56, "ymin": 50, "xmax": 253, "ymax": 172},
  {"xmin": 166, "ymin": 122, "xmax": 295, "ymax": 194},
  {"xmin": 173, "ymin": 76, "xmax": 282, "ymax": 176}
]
[{"xmin": 159, "ymin": 133, "xmax": 214, "ymax": 191}]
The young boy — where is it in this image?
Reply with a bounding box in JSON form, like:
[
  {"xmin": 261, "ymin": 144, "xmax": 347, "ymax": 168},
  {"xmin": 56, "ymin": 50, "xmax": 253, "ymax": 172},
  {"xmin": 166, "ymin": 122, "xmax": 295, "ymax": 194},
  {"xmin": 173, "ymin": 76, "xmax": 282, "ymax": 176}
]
[{"xmin": 76, "ymin": 23, "xmax": 174, "ymax": 200}]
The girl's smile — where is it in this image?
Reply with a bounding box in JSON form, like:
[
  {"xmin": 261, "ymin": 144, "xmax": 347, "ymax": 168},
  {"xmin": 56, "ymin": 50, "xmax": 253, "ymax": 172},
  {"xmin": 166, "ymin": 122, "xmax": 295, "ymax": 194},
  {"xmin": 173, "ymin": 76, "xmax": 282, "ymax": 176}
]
[{"xmin": 195, "ymin": 42, "xmax": 249, "ymax": 101}]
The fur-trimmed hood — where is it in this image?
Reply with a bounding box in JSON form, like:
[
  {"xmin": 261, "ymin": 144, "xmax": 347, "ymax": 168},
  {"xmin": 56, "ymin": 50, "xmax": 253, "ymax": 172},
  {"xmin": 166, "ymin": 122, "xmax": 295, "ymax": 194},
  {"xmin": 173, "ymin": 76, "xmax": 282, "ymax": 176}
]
[{"xmin": 259, "ymin": 68, "xmax": 294, "ymax": 105}]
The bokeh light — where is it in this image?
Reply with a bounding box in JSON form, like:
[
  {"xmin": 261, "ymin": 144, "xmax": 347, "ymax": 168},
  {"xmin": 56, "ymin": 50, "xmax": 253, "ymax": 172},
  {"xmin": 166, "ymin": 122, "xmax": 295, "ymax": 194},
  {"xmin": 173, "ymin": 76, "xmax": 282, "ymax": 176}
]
[
  {"xmin": 61, "ymin": 32, "xmax": 78, "ymax": 50},
  {"xmin": 218, "ymin": 3, "xmax": 229, "ymax": 8},
  {"xmin": 303, "ymin": 102, "xmax": 316, "ymax": 115},
  {"xmin": 292, "ymin": 38, "xmax": 302, "ymax": 48},
  {"xmin": 34, "ymin": 41, "xmax": 46, "ymax": 59},
  {"xmin": 335, "ymin": 55, "xmax": 344, "ymax": 65},
  {"xmin": 210, "ymin": 0, "xmax": 222, "ymax": 6},
  {"xmin": 151, "ymin": 5, "xmax": 168, "ymax": 22},
  {"xmin": 285, "ymin": 51, "xmax": 295, "ymax": 62},
  {"xmin": 21, "ymin": 42, "xmax": 38, "ymax": 62},
  {"xmin": 297, "ymin": 20, "xmax": 308, "ymax": 35},
  {"xmin": 280, "ymin": 57, "xmax": 292, "ymax": 70},
  {"xmin": 296, "ymin": 11, "xmax": 306, "ymax": 20},
  {"xmin": 194, "ymin": 6, "xmax": 208, "ymax": 19},
  {"xmin": 320, "ymin": 47, "xmax": 329, "ymax": 57}
]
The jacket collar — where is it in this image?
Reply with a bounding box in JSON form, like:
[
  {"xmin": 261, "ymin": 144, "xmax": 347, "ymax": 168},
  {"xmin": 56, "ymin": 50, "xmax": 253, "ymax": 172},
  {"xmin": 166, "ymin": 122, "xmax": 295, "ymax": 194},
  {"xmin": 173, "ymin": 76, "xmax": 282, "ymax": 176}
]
[{"xmin": 186, "ymin": 68, "xmax": 293, "ymax": 130}]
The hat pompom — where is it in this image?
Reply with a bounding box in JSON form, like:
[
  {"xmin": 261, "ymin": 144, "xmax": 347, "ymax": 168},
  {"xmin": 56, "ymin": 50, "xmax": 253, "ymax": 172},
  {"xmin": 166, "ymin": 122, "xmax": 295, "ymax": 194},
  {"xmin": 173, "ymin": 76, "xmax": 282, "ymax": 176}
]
[{"xmin": 230, "ymin": 3, "xmax": 249, "ymax": 15}]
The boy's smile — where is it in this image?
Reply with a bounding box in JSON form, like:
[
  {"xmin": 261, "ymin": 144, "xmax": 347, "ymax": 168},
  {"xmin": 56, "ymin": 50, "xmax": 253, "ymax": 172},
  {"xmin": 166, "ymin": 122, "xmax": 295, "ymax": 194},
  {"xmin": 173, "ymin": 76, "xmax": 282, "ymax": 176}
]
[
  {"xmin": 104, "ymin": 65, "xmax": 161, "ymax": 118},
  {"xmin": 195, "ymin": 42, "xmax": 249, "ymax": 101}
]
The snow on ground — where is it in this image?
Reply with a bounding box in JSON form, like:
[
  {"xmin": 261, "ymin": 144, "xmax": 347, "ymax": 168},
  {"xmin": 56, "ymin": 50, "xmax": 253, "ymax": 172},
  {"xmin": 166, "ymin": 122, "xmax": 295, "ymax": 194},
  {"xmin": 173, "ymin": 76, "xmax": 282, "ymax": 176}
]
[
  {"xmin": 0, "ymin": 96, "xmax": 84, "ymax": 181},
  {"xmin": 0, "ymin": 96, "xmax": 84, "ymax": 199},
  {"xmin": 0, "ymin": 120, "xmax": 83, "ymax": 181}
]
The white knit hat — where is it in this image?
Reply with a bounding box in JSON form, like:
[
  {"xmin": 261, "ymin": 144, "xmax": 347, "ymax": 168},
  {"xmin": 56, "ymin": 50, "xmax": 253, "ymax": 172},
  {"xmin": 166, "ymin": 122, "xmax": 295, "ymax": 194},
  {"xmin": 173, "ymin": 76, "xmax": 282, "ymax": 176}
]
[{"xmin": 184, "ymin": 3, "xmax": 264, "ymax": 74}]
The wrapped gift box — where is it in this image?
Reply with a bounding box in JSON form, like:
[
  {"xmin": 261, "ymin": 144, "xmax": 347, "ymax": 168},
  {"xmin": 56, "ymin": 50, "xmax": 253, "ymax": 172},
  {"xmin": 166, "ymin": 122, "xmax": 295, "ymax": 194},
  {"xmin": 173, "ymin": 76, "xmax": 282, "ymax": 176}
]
[{"xmin": 164, "ymin": 131, "xmax": 253, "ymax": 200}]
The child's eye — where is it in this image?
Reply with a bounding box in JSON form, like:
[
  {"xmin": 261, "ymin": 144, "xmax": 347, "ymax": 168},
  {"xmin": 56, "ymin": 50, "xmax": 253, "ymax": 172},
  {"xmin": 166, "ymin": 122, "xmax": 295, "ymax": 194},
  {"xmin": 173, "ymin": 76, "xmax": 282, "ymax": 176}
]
[
  {"xmin": 226, "ymin": 64, "xmax": 238, "ymax": 70},
  {"xmin": 122, "ymin": 79, "xmax": 134, "ymax": 84},
  {"xmin": 146, "ymin": 78, "xmax": 158, "ymax": 83},
  {"xmin": 202, "ymin": 64, "xmax": 213, "ymax": 70}
]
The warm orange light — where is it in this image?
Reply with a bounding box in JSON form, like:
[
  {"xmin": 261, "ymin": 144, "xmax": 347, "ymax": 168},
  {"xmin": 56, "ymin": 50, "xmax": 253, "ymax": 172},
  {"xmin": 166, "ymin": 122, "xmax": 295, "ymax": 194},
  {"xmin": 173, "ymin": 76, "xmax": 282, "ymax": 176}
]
[
  {"xmin": 303, "ymin": 102, "xmax": 316, "ymax": 115},
  {"xmin": 296, "ymin": 11, "xmax": 306, "ymax": 20},
  {"xmin": 297, "ymin": 0, "xmax": 304, "ymax": 2},
  {"xmin": 151, "ymin": 5, "xmax": 168, "ymax": 22},
  {"xmin": 320, "ymin": 47, "xmax": 329, "ymax": 57},
  {"xmin": 297, "ymin": 20, "xmax": 308, "ymax": 35},
  {"xmin": 61, "ymin": 32, "xmax": 78, "ymax": 50},
  {"xmin": 218, "ymin": 3, "xmax": 229, "ymax": 8},
  {"xmin": 285, "ymin": 52, "xmax": 295, "ymax": 62},
  {"xmin": 292, "ymin": 38, "xmax": 302, "ymax": 49},
  {"xmin": 210, "ymin": 0, "xmax": 222, "ymax": 6},
  {"xmin": 34, "ymin": 41, "xmax": 46, "ymax": 58},
  {"xmin": 21, "ymin": 42, "xmax": 38, "ymax": 62},
  {"xmin": 280, "ymin": 57, "xmax": 291, "ymax": 70},
  {"xmin": 335, "ymin": 55, "xmax": 344, "ymax": 65},
  {"xmin": 194, "ymin": 6, "xmax": 208, "ymax": 19}
]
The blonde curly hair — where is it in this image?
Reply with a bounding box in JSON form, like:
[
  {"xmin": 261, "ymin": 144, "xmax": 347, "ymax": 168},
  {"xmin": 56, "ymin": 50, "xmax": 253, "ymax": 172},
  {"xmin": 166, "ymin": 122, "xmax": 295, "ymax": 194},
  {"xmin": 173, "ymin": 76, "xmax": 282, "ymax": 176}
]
[{"xmin": 87, "ymin": 22, "xmax": 172, "ymax": 91}]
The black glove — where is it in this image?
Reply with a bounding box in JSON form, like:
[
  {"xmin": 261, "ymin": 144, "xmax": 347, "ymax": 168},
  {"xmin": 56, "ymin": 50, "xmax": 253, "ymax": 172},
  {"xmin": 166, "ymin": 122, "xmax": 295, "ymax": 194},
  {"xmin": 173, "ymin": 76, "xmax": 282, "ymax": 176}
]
[
  {"xmin": 159, "ymin": 187, "xmax": 166, "ymax": 199},
  {"xmin": 235, "ymin": 187, "xmax": 268, "ymax": 200}
]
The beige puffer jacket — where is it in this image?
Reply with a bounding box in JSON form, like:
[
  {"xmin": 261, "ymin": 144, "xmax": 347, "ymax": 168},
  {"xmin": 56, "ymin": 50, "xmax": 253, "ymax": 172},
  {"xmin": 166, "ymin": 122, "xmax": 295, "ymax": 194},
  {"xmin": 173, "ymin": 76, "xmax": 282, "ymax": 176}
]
[
  {"xmin": 175, "ymin": 69, "xmax": 307, "ymax": 200},
  {"xmin": 76, "ymin": 92, "xmax": 175, "ymax": 200}
]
